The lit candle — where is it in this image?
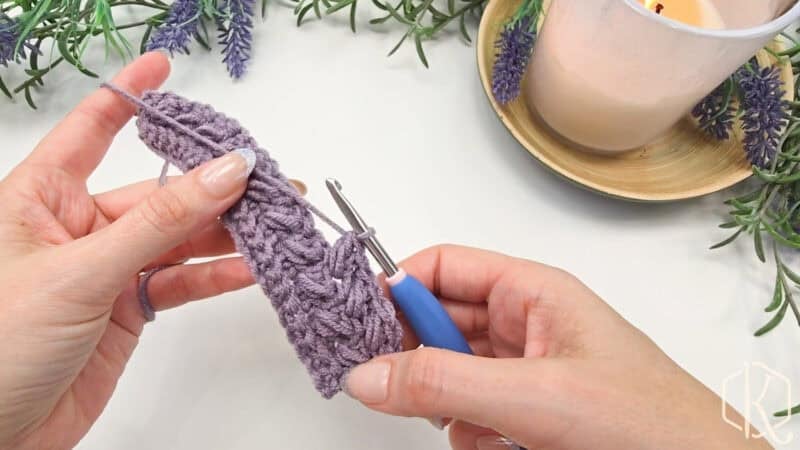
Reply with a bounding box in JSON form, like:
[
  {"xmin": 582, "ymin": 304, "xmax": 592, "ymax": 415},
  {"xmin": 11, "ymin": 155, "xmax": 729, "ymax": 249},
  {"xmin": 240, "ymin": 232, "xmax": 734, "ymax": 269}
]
[
  {"xmin": 639, "ymin": 0, "xmax": 725, "ymax": 29},
  {"xmin": 523, "ymin": 0, "xmax": 798, "ymax": 153}
]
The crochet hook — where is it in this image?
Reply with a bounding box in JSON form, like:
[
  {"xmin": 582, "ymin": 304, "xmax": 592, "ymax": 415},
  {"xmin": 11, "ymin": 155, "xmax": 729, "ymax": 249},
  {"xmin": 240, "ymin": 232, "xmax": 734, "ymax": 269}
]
[
  {"xmin": 326, "ymin": 180, "xmax": 529, "ymax": 450},
  {"xmin": 325, "ymin": 178, "xmax": 473, "ymax": 355}
]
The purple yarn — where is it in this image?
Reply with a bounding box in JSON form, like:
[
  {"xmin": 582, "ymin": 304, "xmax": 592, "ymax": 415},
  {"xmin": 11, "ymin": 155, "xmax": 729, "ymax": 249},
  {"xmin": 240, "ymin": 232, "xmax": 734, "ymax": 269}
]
[
  {"xmin": 104, "ymin": 84, "xmax": 403, "ymax": 398},
  {"xmin": 138, "ymin": 266, "xmax": 167, "ymax": 322}
]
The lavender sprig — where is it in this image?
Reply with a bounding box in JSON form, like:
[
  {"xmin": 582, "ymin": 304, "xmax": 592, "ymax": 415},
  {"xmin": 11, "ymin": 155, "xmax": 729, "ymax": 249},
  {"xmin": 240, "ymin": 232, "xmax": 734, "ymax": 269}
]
[
  {"xmin": 694, "ymin": 63, "xmax": 789, "ymax": 169},
  {"xmin": 217, "ymin": 0, "xmax": 254, "ymax": 79},
  {"xmin": 491, "ymin": 15, "xmax": 536, "ymax": 105},
  {"xmin": 692, "ymin": 79, "xmax": 735, "ymax": 140},
  {"xmin": 0, "ymin": 13, "xmax": 26, "ymax": 67},
  {"xmin": 702, "ymin": 49, "xmax": 800, "ymax": 419},
  {"xmin": 3, "ymin": 0, "xmax": 491, "ymax": 107},
  {"xmin": 146, "ymin": 0, "xmax": 202, "ymax": 55},
  {"xmin": 711, "ymin": 55, "xmax": 800, "ymax": 384},
  {"xmin": 736, "ymin": 65, "xmax": 790, "ymax": 169},
  {"xmin": 490, "ymin": 0, "xmax": 541, "ymax": 105}
]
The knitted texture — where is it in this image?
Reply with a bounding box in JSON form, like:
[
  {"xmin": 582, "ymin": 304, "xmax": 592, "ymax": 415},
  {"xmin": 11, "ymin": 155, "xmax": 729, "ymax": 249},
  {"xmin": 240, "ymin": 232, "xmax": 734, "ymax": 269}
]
[{"xmin": 117, "ymin": 87, "xmax": 403, "ymax": 398}]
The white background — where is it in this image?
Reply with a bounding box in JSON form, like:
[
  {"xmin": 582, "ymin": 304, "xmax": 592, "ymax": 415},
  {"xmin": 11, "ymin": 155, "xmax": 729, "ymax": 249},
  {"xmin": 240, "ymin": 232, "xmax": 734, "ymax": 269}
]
[{"xmin": 2, "ymin": 3, "xmax": 800, "ymax": 448}]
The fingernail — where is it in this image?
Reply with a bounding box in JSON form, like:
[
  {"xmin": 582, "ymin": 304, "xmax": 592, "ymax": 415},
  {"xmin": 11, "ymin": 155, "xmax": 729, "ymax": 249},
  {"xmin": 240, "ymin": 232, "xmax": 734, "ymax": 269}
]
[
  {"xmin": 289, "ymin": 179, "xmax": 307, "ymax": 196},
  {"xmin": 199, "ymin": 148, "xmax": 255, "ymax": 198},
  {"xmin": 476, "ymin": 436, "xmax": 522, "ymax": 450},
  {"xmin": 426, "ymin": 417, "xmax": 444, "ymax": 430},
  {"xmin": 343, "ymin": 361, "xmax": 390, "ymax": 403},
  {"xmin": 234, "ymin": 148, "xmax": 257, "ymax": 174}
]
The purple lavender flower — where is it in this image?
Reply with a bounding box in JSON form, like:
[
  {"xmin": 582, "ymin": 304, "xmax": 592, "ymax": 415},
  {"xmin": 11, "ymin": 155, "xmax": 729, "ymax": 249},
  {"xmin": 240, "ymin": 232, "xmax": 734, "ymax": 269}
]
[
  {"xmin": 0, "ymin": 13, "xmax": 24, "ymax": 67},
  {"xmin": 492, "ymin": 16, "xmax": 536, "ymax": 105},
  {"xmin": 217, "ymin": 0, "xmax": 254, "ymax": 79},
  {"xmin": 736, "ymin": 65, "xmax": 789, "ymax": 169},
  {"xmin": 146, "ymin": 0, "xmax": 201, "ymax": 55},
  {"xmin": 692, "ymin": 80, "xmax": 735, "ymax": 140}
]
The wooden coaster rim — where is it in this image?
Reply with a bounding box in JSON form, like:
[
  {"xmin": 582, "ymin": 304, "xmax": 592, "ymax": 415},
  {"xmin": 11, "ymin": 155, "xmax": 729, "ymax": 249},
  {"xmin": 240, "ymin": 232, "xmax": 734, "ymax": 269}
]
[{"xmin": 477, "ymin": 0, "xmax": 794, "ymax": 202}]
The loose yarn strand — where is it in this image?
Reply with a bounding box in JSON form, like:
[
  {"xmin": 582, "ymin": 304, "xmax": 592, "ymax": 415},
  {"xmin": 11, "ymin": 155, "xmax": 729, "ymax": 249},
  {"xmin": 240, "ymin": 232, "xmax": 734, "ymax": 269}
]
[
  {"xmin": 137, "ymin": 265, "xmax": 174, "ymax": 322},
  {"xmin": 158, "ymin": 159, "xmax": 170, "ymax": 186}
]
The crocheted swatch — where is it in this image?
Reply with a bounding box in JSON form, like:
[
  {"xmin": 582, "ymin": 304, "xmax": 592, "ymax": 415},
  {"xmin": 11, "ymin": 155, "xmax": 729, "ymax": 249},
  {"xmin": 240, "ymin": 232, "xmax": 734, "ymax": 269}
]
[{"xmin": 112, "ymin": 86, "xmax": 403, "ymax": 398}]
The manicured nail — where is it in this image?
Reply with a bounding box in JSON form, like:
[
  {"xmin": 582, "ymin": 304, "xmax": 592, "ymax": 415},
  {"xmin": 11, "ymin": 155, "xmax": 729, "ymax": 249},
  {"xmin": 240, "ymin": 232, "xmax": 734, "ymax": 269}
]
[
  {"xmin": 233, "ymin": 148, "xmax": 257, "ymax": 174},
  {"xmin": 199, "ymin": 148, "xmax": 255, "ymax": 198},
  {"xmin": 426, "ymin": 417, "xmax": 445, "ymax": 430},
  {"xmin": 343, "ymin": 361, "xmax": 390, "ymax": 403},
  {"xmin": 289, "ymin": 179, "xmax": 307, "ymax": 195},
  {"xmin": 476, "ymin": 436, "xmax": 523, "ymax": 450}
]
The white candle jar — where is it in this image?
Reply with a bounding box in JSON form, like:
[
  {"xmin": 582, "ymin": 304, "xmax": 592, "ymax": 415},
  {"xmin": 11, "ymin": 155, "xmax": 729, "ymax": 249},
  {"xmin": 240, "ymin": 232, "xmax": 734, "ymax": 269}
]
[{"xmin": 525, "ymin": 0, "xmax": 800, "ymax": 153}]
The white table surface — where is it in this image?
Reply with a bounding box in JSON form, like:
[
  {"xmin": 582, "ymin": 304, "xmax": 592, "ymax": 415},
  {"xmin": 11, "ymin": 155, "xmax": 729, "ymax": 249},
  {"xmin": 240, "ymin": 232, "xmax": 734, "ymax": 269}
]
[{"xmin": 2, "ymin": 5, "xmax": 800, "ymax": 449}]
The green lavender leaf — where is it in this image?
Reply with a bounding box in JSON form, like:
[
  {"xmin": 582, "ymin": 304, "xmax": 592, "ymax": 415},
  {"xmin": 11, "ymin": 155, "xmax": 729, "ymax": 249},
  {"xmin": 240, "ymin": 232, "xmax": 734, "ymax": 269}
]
[
  {"xmin": 349, "ymin": 0, "xmax": 356, "ymax": 32},
  {"xmin": 755, "ymin": 299, "xmax": 788, "ymax": 336},
  {"xmin": 783, "ymin": 264, "xmax": 800, "ymax": 286},
  {"xmin": 28, "ymin": 39, "xmax": 44, "ymax": 86},
  {"xmin": 369, "ymin": 13, "xmax": 392, "ymax": 24},
  {"xmin": 710, "ymin": 227, "xmax": 745, "ymax": 250},
  {"xmin": 766, "ymin": 273, "xmax": 783, "ymax": 312},
  {"xmin": 313, "ymin": 0, "xmax": 321, "ymax": 19},
  {"xmin": 326, "ymin": 0, "xmax": 354, "ymax": 14},
  {"xmin": 754, "ymin": 166, "xmax": 781, "ymax": 183},
  {"xmin": 459, "ymin": 13, "xmax": 470, "ymax": 43},
  {"xmin": 297, "ymin": 4, "xmax": 313, "ymax": 25},
  {"xmin": 0, "ymin": 75, "xmax": 12, "ymax": 99},
  {"xmin": 387, "ymin": 31, "xmax": 408, "ymax": 56},
  {"xmin": 414, "ymin": 33, "xmax": 427, "ymax": 67},
  {"xmin": 140, "ymin": 23, "xmax": 155, "ymax": 54},
  {"xmin": 380, "ymin": 1, "xmax": 413, "ymax": 25},
  {"xmin": 427, "ymin": 4, "xmax": 447, "ymax": 21},
  {"xmin": 23, "ymin": 85, "xmax": 36, "ymax": 109},
  {"xmin": 754, "ymin": 228, "xmax": 766, "ymax": 262},
  {"xmin": 718, "ymin": 221, "xmax": 740, "ymax": 229},
  {"xmin": 195, "ymin": 16, "xmax": 211, "ymax": 50},
  {"xmin": 775, "ymin": 404, "xmax": 800, "ymax": 417}
]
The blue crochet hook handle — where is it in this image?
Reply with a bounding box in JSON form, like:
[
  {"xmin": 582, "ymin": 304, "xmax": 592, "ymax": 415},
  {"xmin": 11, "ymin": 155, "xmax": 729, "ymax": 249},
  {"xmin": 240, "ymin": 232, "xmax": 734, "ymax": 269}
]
[
  {"xmin": 387, "ymin": 269, "xmax": 473, "ymax": 354},
  {"xmin": 325, "ymin": 178, "xmax": 472, "ymax": 354}
]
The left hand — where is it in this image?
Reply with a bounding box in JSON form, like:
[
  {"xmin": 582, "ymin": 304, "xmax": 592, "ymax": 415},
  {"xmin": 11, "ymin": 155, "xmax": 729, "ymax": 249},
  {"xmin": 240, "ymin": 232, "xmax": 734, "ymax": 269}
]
[{"xmin": 0, "ymin": 53, "xmax": 261, "ymax": 449}]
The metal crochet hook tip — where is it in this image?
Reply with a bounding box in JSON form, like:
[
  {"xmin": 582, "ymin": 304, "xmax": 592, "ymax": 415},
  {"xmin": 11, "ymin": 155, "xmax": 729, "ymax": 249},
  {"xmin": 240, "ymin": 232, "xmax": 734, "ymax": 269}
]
[{"xmin": 325, "ymin": 178, "xmax": 399, "ymax": 277}]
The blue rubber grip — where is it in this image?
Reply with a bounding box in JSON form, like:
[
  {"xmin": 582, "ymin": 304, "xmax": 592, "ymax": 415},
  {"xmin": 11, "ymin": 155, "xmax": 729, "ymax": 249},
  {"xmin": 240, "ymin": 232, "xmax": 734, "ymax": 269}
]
[{"xmin": 390, "ymin": 274, "xmax": 473, "ymax": 355}]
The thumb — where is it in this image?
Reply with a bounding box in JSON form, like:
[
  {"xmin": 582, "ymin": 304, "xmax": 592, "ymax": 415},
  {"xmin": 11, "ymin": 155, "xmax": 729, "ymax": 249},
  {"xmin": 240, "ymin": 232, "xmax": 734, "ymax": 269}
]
[
  {"xmin": 343, "ymin": 348, "xmax": 552, "ymax": 433},
  {"xmin": 72, "ymin": 148, "xmax": 255, "ymax": 288}
]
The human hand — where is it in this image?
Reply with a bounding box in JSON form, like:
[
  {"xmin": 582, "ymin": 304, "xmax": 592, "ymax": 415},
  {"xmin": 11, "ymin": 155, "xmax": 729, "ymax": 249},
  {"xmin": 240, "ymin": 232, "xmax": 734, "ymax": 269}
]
[
  {"xmin": 0, "ymin": 53, "xmax": 269, "ymax": 449},
  {"xmin": 344, "ymin": 245, "xmax": 773, "ymax": 450}
]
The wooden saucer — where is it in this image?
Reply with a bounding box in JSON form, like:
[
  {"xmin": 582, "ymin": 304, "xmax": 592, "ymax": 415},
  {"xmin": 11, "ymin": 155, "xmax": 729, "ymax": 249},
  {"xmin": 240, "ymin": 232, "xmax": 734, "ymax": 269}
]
[{"xmin": 476, "ymin": 0, "xmax": 794, "ymax": 202}]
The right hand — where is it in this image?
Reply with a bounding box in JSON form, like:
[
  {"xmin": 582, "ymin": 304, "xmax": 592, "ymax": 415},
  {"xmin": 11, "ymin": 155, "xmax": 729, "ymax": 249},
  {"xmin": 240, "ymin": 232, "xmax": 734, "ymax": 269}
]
[{"xmin": 344, "ymin": 245, "xmax": 773, "ymax": 450}]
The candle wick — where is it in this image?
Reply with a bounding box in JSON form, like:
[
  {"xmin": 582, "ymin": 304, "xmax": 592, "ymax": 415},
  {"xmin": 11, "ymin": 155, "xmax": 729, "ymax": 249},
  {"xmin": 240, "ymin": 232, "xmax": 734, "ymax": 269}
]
[{"xmin": 655, "ymin": 3, "xmax": 664, "ymax": 14}]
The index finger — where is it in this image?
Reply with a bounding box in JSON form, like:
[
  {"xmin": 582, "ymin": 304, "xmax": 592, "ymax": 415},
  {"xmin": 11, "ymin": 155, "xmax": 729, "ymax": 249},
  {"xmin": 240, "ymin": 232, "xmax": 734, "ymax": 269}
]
[
  {"xmin": 24, "ymin": 51, "xmax": 170, "ymax": 179},
  {"xmin": 379, "ymin": 244, "xmax": 542, "ymax": 304}
]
